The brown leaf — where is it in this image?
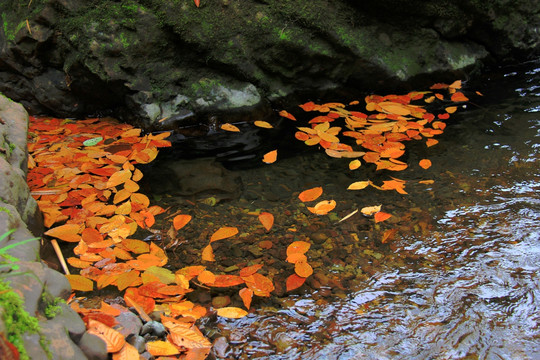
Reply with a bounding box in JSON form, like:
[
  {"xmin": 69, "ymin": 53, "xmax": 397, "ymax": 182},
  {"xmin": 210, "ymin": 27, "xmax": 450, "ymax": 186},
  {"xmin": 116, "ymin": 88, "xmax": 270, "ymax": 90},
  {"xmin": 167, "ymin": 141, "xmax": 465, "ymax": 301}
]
[{"xmin": 87, "ymin": 319, "xmax": 125, "ymax": 353}]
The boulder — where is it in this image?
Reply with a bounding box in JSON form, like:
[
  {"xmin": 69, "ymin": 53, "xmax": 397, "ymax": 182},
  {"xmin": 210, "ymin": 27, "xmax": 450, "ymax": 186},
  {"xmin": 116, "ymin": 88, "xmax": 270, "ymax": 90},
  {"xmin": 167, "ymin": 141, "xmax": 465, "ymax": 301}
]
[{"xmin": 0, "ymin": 0, "xmax": 537, "ymax": 129}]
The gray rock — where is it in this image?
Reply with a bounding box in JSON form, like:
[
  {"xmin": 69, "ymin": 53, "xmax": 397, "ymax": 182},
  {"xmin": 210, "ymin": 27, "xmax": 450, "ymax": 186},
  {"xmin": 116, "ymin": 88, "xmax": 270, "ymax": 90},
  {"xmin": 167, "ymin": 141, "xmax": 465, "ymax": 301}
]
[
  {"xmin": 141, "ymin": 320, "xmax": 167, "ymax": 338},
  {"xmin": 114, "ymin": 311, "xmax": 143, "ymax": 338},
  {"xmin": 39, "ymin": 317, "xmax": 90, "ymax": 360},
  {"xmin": 50, "ymin": 302, "xmax": 87, "ymax": 342},
  {"xmin": 43, "ymin": 267, "xmax": 72, "ymax": 300},
  {"xmin": 127, "ymin": 334, "xmax": 147, "ymax": 353},
  {"xmin": 77, "ymin": 332, "xmax": 108, "ymax": 360}
]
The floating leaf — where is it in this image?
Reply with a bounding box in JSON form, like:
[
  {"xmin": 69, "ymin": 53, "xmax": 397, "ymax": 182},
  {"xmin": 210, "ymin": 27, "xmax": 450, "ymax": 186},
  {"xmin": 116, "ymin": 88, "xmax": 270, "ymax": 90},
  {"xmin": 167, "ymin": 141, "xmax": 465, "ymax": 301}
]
[
  {"xmin": 44, "ymin": 223, "xmax": 82, "ymax": 242},
  {"xmin": 307, "ymin": 200, "xmax": 336, "ymax": 215},
  {"xmin": 382, "ymin": 228, "xmax": 398, "ymax": 243},
  {"xmin": 201, "ymin": 244, "xmax": 215, "ymax": 262},
  {"xmin": 254, "ymin": 120, "xmax": 273, "ymax": 129},
  {"xmin": 294, "ymin": 260, "xmax": 313, "ymax": 278},
  {"xmin": 347, "ymin": 181, "xmax": 370, "ymax": 190},
  {"xmin": 374, "ymin": 211, "xmax": 392, "ymax": 223},
  {"xmin": 451, "ymin": 92, "xmax": 469, "ymax": 102},
  {"xmin": 262, "ymin": 150, "xmax": 277, "ymax": 164},
  {"xmin": 173, "ymin": 214, "xmax": 192, "ymax": 231},
  {"xmin": 286, "ymin": 274, "xmax": 306, "ymax": 292},
  {"xmin": 106, "ymin": 169, "xmax": 131, "ymax": 188},
  {"xmin": 349, "ymin": 159, "xmax": 361, "ymax": 170},
  {"xmin": 258, "ymin": 212, "xmax": 274, "ymax": 231},
  {"xmin": 210, "ymin": 227, "xmax": 238, "ymax": 242},
  {"xmin": 298, "ymin": 187, "xmax": 323, "ymax": 202},
  {"xmin": 279, "ymin": 110, "xmax": 296, "ymax": 121},
  {"xmin": 426, "ymin": 139, "xmax": 438, "ymax": 147},
  {"xmin": 220, "ymin": 123, "xmax": 240, "ymax": 132},
  {"xmin": 361, "ymin": 205, "xmax": 381, "ymax": 216},
  {"xmin": 239, "ymin": 264, "xmax": 264, "ymax": 277},
  {"xmin": 66, "ymin": 274, "xmax": 94, "ymax": 292},
  {"xmin": 239, "ymin": 288, "xmax": 253, "ymax": 309},
  {"xmin": 216, "ymin": 307, "xmax": 248, "ymax": 319},
  {"xmin": 419, "ymin": 159, "xmax": 432, "ymax": 169}
]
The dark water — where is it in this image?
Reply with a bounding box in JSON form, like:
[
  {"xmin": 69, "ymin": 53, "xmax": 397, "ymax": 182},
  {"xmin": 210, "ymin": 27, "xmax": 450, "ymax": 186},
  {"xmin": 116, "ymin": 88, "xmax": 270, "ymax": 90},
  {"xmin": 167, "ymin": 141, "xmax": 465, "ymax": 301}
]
[{"xmin": 144, "ymin": 60, "xmax": 540, "ymax": 359}]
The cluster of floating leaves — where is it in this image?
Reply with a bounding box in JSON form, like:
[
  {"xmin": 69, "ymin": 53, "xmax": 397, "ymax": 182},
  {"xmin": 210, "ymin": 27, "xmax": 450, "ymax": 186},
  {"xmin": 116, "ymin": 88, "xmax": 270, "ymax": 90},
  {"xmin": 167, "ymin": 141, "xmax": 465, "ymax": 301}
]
[{"xmin": 26, "ymin": 80, "xmax": 475, "ymax": 359}]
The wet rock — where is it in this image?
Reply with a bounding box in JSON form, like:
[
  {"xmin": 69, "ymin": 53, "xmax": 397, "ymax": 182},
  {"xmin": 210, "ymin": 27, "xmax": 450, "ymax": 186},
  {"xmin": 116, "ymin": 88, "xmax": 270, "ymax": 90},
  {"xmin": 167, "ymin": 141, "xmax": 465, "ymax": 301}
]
[
  {"xmin": 39, "ymin": 317, "xmax": 91, "ymax": 360},
  {"xmin": 77, "ymin": 332, "xmax": 108, "ymax": 360},
  {"xmin": 51, "ymin": 302, "xmax": 87, "ymax": 342},
  {"xmin": 114, "ymin": 311, "xmax": 143, "ymax": 338},
  {"xmin": 273, "ymin": 332, "xmax": 298, "ymax": 353},
  {"xmin": 212, "ymin": 336, "xmax": 230, "ymax": 358},
  {"xmin": 127, "ymin": 335, "xmax": 146, "ymax": 353},
  {"xmin": 141, "ymin": 320, "xmax": 167, "ymax": 338}
]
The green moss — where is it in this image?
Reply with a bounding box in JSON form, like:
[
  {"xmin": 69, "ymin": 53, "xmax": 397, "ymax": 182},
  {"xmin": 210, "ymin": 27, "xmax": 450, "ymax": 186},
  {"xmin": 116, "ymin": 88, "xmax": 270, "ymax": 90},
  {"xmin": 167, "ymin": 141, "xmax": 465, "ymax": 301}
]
[
  {"xmin": 0, "ymin": 206, "xmax": 12, "ymax": 215},
  {"xmin": 0, "ymin": 280, "xmax": 41, "ymax": 360},
  {"xmin": 41, "ymin": 293, "xmax": 65, "ymax": 319}
]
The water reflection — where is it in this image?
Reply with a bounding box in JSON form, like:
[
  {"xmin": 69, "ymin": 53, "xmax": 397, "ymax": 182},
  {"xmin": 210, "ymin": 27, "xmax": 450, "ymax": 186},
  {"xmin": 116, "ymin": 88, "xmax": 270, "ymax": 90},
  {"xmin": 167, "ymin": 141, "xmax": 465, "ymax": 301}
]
[{"xmin": 146, "ymin": 61, "xmax": 540, "ymax": 359}]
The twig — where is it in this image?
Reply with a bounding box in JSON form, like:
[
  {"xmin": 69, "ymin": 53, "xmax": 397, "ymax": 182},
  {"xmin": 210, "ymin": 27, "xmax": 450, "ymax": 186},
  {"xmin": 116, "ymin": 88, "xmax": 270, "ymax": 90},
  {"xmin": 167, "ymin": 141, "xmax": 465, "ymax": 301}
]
[{"xmin": 50, "ymin": 239, "xmax": 70, "ymax": 275}]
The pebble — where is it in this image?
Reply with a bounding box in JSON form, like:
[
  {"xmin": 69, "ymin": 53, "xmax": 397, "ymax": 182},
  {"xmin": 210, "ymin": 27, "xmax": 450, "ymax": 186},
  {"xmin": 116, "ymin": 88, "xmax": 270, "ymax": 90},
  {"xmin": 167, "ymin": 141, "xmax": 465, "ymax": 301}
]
[
  {"xmin": 141, "ymin": 320, "xmax": 167, "ymax": 338},
  {"xmin": 212, "ymin": 336, "xmax": 230, "ymax": 358},
  {"xmin": 77, "ymin": 332, "xmax": 108, "ymax": 360},
  {"xmin": 127, "ymin": 334, "xmax": 147, "ymax": 353},
  {"xmin": 114, "ymin": 311, "xmax": 143, "ymax": 338}
]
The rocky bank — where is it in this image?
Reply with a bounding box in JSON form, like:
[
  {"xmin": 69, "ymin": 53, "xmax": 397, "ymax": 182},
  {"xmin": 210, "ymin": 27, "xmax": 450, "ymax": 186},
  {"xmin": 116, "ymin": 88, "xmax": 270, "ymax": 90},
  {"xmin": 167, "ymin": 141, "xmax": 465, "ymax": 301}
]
[{"xmin": 0, "ymin": 0, "xmax": 538, "ymax": 130}]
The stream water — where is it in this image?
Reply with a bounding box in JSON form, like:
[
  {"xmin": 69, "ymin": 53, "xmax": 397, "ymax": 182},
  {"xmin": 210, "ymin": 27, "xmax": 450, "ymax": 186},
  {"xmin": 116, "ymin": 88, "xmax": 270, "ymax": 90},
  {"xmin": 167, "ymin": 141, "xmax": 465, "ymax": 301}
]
[{"xmin": 142, "ymin": 60, "xmax": 540, "ymax": 359}]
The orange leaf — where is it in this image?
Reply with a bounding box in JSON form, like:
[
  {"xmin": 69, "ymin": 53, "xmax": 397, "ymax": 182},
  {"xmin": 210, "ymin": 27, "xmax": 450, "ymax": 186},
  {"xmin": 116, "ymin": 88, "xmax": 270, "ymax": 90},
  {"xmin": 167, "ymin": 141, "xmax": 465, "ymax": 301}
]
[
  {"xmin": 258, "ymin": 212, "xmax": 274, "ymax": 231},
  {"xmin": 286, "ymin": 274, "xmax": 306, "ymax": 292},
  {"xmin": 298, "ymin": 186, "xmax": 323, "ymax": 202},
  {"xmin": 451, "ymin": 91, "xmax": 469, "ymax": 102},
  {"xmin": 106, "ymin": 169, "xmax": 132, "ymax": 188},
  {"xmin": 361, "ymin": 205, "xmax": 381, "ymax": 216},
  {"xmin": 212, "ymin": 274, "xmax": 244, "ymax": 287},
  {"xmin": 201, "ymin": 244, "xmax": 215, "ymax": 262},
  {"xmin": 294, "ymin": 260, "xmax": 313, "ymax": 278},
  {"xmin": 197, "ymin": 270, "xmax": 216, "ymax": 285},
  {"xmin": 419, "ymin": 159, "xmax": 432, "ymax": 169},
  {"xmin": 349, "ymin": 159, "xmax": 361, "ymax": 170},
  {"xmin": 279, "ymin": 110, "xmax": 296, "ymax": 121},
  {"xmin": 116, "ymin": 270, "xmax": 141, "ymax": 291},
  {"xmin": 87, "ymin": 319, "xmax": 125, "ymax": 353},
  {"xmin": 262, "ymin": 149, "xmax": 277, "ymax": 164},
  {"xmin": 242, "ymin": 273, "xmax": 274, "ymax": 297},
  {"xmin": 44, "ymin": 223, "xmax": 82, "ymax": 242},
  {"xmin": 239, "ymin": 264, "xmax": 264, "ymax": 277},
  {"xmin": 382, "ymin": 228, "xmax": 398, "ymax": 243},
  {"xmin": 210, "ymin": 226, "xmax": 238, "ymax": 242},
  {"xmin": 445, "ymin": 106, "xmax": 457, "ymax": 114},
  {"xmin": 66, "ymin": 274, "xmax": 94, "ymax": 292},
  {"xmin": 146, "ymin": 340, "xmax": 180, "ymax": 356},
  {"xmin": 112, "ymin": 342, "xmax": 139, "ymax": 360},
  {"xmin": 173, "ymin": 214, "xmax": 192, "ymax": 231},
  {"xmin": 254, "ymin": 120, "xmax": 273, "ymax": 129},
  {"xmin": 307, "ymin": 200, "xmax": 336, "ymax": 215},
  {"xmin": 239, "ymin": 288, "xmax": 253, "ymax": 309},
  {"xmin": 374, "ymin": 211, "xmax": 392, "ymax": 223},
  {"xmin": 286, "ymin": 241, "xmax": 311, "ymax": 260},
  {"xmin": 426, "ymin": 139, "xmax": 438, "ymax": 147},
  {"xmin": 194, "ymin": 0, "xmax": 200, "ymax": 7},
  {"xmin": 419, "ymin": 179, "xmax": 435, "ymax": 184},
  {"xmin": 216, "ymin": 307, "xmax": 248, "ymax": 319},
  {"xmin": 220, "ymin": 123, "xmax": 240, "ymax": 132}
]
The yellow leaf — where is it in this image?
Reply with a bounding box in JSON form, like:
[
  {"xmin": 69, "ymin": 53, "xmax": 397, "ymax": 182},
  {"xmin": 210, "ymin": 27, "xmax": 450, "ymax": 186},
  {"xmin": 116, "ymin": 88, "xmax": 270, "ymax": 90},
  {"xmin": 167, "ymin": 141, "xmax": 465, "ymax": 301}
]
[
  {"xmin": 349, "ymin": 159, "xmax": 361, "ymax": 170},
  {"xmin": 220, "ymin": 123, "xmax": 240, "ymax": 132},
  {"xmin": 307, "ymin": 200, "xmax": 336, "ymax": 215},
  {"xmin": 254, "ymin": 120, "xmax": 273, "ymax": 128},
  {"xmin": 146, "ymin": 340, "xmax": 180, "ymax": 356},
  {"xmin": 347, "ymin": 180, "xmax": 370, "ymax": 190},
  {"xmin": 106, "ymin": 169, "xmax": 132, "ymax": 188},
  {"xmin": 216, "ymin": 307, "xmax": 248, "ymax": 319},
  {"xmin": 66, "ymin": 274, "xmax": 94, "ymax": 292}
]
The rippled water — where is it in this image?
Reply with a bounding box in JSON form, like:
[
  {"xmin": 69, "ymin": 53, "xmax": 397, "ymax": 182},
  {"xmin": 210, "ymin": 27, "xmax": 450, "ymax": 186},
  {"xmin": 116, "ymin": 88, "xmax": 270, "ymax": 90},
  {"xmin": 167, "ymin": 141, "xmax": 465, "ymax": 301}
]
[{"xmin": 144, "ymin": 60, "xmax": 540, "ymax": 359}]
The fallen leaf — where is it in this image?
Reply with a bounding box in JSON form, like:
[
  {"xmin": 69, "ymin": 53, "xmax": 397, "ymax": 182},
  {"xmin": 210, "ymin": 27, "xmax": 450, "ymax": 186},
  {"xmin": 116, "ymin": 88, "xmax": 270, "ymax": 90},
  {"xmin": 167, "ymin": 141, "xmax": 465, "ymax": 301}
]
[
  {"xmin": 382, "ymin": 228, "xmax": 398, "ymax": 243},
  {"xmin": 216, "ymin": 307, "xmax": 248, "ymax": 319},
  {"xmin": 286, "ymin": 274, "xmax": 306, "ymax": 292},
  {"xmin": 210, "ymin": 227, "xmax": 238, "ymax": 242},
  {"xmin": 112, "ymin": 342, "xmax": 139, "ymax": 360},
  {"xmin": 220, "ymin": 123, "xmax": 240, "ymax": 132},
  {"xmin": 361, "ymin": 205, "xmax": 382, "ymax": 216},
  {"xmin": 347, "ymin": 181, "xmax": 370, "ymax": 190},
  {"xmin": 258, "ymin": 212, "xmax": 274, "ymax": 231},
  {"xmin": 262, "ymin": 150, "xmax": 277, "ymax": 164},
  {"xmin": 307, "ymin": 200, "xmax": 336, "ymax": 215},
  {"xmin": 374, "ymin": 211, "xmax": 392, "ymax": 223},
  {"xmin": 419, "ymin": 159, "xmax": 432, "ymax": 169},
  {"xmin": 239, "ymin": 288, "xmax": 253, "ymax": 309},
  {"xmin": 298, "ymin": 186, "xmax": 323, "ymax": 202},
  {"xmin": 146, "ymin": 340, "xmax": 180, "ymax": 356},
  {"xmin": 66, "ymin": 274, "xmax": 94, "ymax": 292},
  {"xmin": 201, "ymin": 244, "xmax": 215, "ymax": 262},
  {"xmin": 44, "ymin": 223, "xmax": 82, "ymax": 242},
  {"xmin": 279, "ymin": 110, "xmax": 296, "ymax": 121},
  {"xmin": 254, "ymin": 120, "xmax": 273, "ymax": 128},
  {"xmin": 349, "ymin": 159, "xmax": 361, "ymax": 170},
  {"xmin": 173, "ymin": 214, "xmax": 192, "ymax": 231},
  {"xmin": 87, "ymin": 319, "xmax": 125, "ymax": 353},
  {"xmin": 294, "ymin": 260, "xmax": 313, "ymax": 277}
]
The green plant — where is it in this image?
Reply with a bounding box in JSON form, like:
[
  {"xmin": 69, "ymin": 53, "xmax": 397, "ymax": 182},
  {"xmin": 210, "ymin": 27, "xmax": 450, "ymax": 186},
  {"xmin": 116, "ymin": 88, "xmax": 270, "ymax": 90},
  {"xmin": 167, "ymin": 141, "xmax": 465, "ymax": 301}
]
[{"xmin": 0, "ymin": 229, "xmax": 39, "ymax": 273}]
